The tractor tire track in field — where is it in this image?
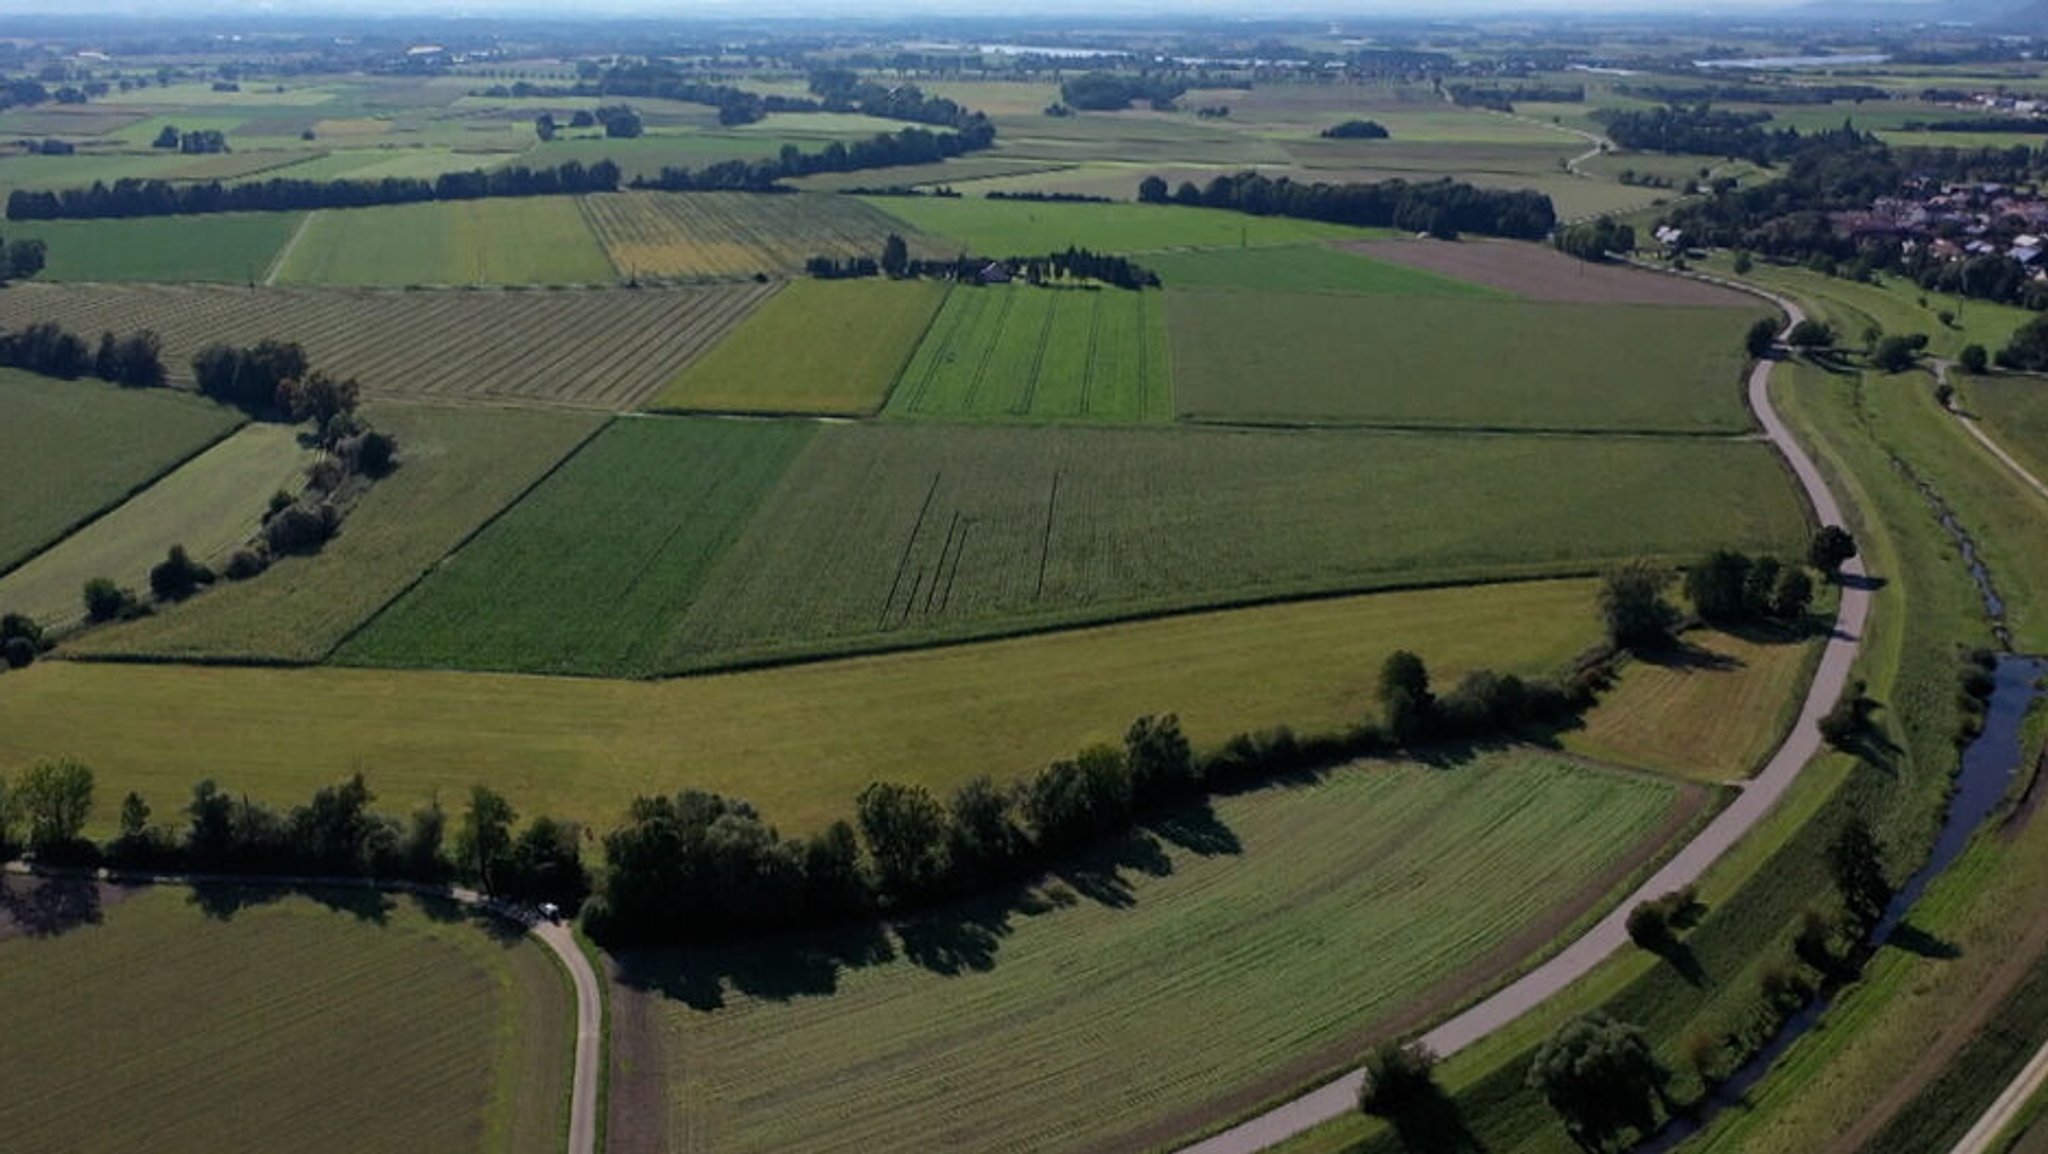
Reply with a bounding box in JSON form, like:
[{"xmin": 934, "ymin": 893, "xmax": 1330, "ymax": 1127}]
[
  {"xmin": 1013, "ymin": 291, "xmax": 1061, "ymax": 416},
  {"xmin": 2, "ymin": 860, "xmax": 603, "ymax": 1154},
  {"xmin": 1034, "ymin": 469, "xmax": 1061, "ymax": 602},
  {"xmin": 961, "ymin": 290, "xmax": 1016, "ymax": 414},
  {"xmin": 1081, "ymin": 293, "xmax": 1104, "ymax": 418},
  {"xmin": 879, "ymin": 473, "xmax": 943, "ymax": 631},
  {"xmin": 1178, "ymin": 275, "xmax": 1874, "ymax": 1154}
]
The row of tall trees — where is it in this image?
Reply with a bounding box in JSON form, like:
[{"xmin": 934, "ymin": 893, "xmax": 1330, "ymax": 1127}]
[
  {"xmin": 1137, "ymin": 170, "xmax": 1556, "ymax": 240},
  {"xmin": 1554, "ymin": 219, "xmax": 1637, "ymax": 262},
  {"xmin": 632, "ymin": 121, "xmax": 997, "ymax": 193},
  {"xmin": 6, "ymin": 159, "xmax": 622, "ymax": 220}
]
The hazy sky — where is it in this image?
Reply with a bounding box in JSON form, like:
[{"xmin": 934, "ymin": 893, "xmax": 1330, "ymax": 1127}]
[{"xmin": 0, "ymin": 0, "xmax": 1853, "ymax": 16}]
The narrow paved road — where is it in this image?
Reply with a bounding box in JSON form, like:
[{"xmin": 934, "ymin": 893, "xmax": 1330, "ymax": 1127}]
[
  {"xmin": 1950, "ymin": 1033, "xmax": 2048, "ymax": 1154},
  {"xmin": 2, "ymin": 861, "xmax": 602, "ymax": 1154},
  {"xmin": 1938, "ymin": 362, "xmax": 2048, "ymax": 502},
  {"xmin": 1180, "ymin": 281, "xmax": 1875, "ymax": 1154}
]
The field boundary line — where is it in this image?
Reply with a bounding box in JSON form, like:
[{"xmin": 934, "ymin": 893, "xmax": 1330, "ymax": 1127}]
[
  {"xmin": 321, "ymin": 415, "xmax": 616, "ymax": 662},
  {"xmin": 874, "ymin": 281, "xmax": 954, "ymax": 416},
  {"xmin": 0, "ymin": 416, "xmax": 249, "ymax": 585},
  {"xmin": 1174, "ymin": 269, "xmax": 1874, "ymax": 1154},
  {"xmin": 574, "ymin": 194, "xmax": 628, "ymax": 285},
  {"xmin": 262, "ymin": 210, "xmax": 317, "ymax": 286},
  {"xmin": 0, "ymin": 859, "xmax": 603, "ymax": 1154}
]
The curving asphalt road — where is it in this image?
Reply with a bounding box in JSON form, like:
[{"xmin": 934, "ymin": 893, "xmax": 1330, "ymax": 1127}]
[
  {"xmin": 1, "ymin": 860, "xmax": 602, "ymax": 1154},
  {"xmin": 1179, "ymin": 280, "xmax": 1875, "ymax": 1154}
]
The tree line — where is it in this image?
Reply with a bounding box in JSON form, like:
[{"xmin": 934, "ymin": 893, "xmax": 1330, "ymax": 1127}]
[
  {"xmin": 1554, "ymin": 219, "xmax": 1637, "ymax": 262},
  {"xmin": 630, "ymin": 121, "xmax": 997, "ymax": 193},
  {"xmin": 1596, "ymin": 103, "xmax": 1849, "ymax": 163},
  {"xmin": 1446, "ymin": 82, "xmax": 1584, "ymax": 112},
  {"xmin": 1137, "ymin": 170, "xmax": 1557, "ymax": 241},
  {"xmin": 482, "ymin": 64, "xmax": 987, "ymax": 134},
  {"xmin": 6, "ymin": 159, "xmax": 623, "ymax": 221},
  {"xmin": 1320, "ymin": 119, "xmax": 1390, "ymax": 140},
  {"xmin": 807, "ymin": 238, "xmax": 1160, "ymax": 290},
  {"xmin": 1058, "ymin": 72, "xmax": 1187, "ymax": 112},
  {"xmin": 0, "ymin": 321, "xmax": 159, "ymax": 386}
]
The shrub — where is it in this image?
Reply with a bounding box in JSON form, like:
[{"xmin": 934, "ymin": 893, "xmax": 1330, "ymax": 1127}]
[
  {"xmin": 1959, "ymin": 343, "xmax": 1989, "ymax": 374},
  {"xmin": 147, "ymin": 544, "xmax": 214, "ymax": 601},
  {"xmin": 82, "ymin": 576, "xmax": 133, "ymax": 622},
  {"xmin": 1357, "ymin": 1040, "xmax": 1439, "ymax": 1117},
  {"xmin": 2, "ymin": 635, "xmax": 34, "ymax": 669},
  {"xmin": 223, "ymin": 549, "xmax": 268, "ymax": 580},
  {"xmin": 1787, "ymin": 319, "xmax": 1835, "ymax": 348},
  {"xmin": 262, "ymin": 502, "xmax": 338, "ymax": 555}
]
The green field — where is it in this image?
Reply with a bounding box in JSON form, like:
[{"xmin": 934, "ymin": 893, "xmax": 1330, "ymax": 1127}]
[
  {"xmin": 2, "ymin": 579, "xmax": 1602, "ymax": 838},
  {"xmin": 275, "ymin": 197, "xmax": 615, "ymax": 286},
  {"xmin": 651, "ymin": 279, "xmax": 945, "ymax": 415},
  {"xmin": 661, "ymin": 423, "xmax": 1811, "ymax": 671},
  {"xmin": 886, "ymin": 284, "xmax": 1171, "ymax": 422},
  {"xmin": 0, "ymin": 422, "xmax": 313, "ymax": 627},
  {"xmin": 581, "ymin": 190, "xmax": 943, "ymax": 280},
  {"xmin": 0, "ymin": 881, "xmax": 570, "ymax": 1154},
  {"xmin": 1703, "ymin": 254, "xmax": 2038, "ymax": 361},
  {"xmin": 1968, "ymin": 376, "xmax": 2048, "ymax": 487},
  {"xmin": 0, "ymin": 369, "xmax": 243, "ymax": 574},
  {"xmin": 866, "ymin": 196, "xmax": 1382, "ymax": 255},
  {"xmin": 1144, "ymin": 242, "xmax": 1504, "ymax": 296},
  {"xmin": 621, "ymin": 754, "xmax": 1692, "ymax": 1154},
  {"xmin": 1169, "ymin": 292, "xmax": 1764, "ymax": 432},
  {"xmin": 340, "ymin": 417, "xmax": 813, "ymax": 677},
  {"xmin": 73, "ymin": 403, "xmax": 603, "ymax": 663},
  {"xmin": 4, "ymin": 213, "xmax": 305, "ymax": 283}
]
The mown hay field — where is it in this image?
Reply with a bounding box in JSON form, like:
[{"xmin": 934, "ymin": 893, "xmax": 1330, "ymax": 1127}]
[
  {"xmin": 0, "ymin": 369, "xmax": 243, "ymax": 574},
  {"xmin": 865, "ymin": 196, "xmax": 1382, "ymax": 255},
  {"xmin": 0, "ymin": 881, "xmax": 571, "ymax": 1154},
  {"xmin": 4, "ymin": 580, "xmax": 1601, "ymax": 838},
  {"xmin": 1169, "ymin": 291, "xmax": 1765, "ymax": 433},
  {"xmin": 0, "ymin": 423, "xmax": 313, "ymax": 628},
  {"xmin": 886, "ymin": 284, "xmax": 1171, "ymax": 422},
  {"xmin": 1144, "ymin": 242, "xmax": 1504, "ymax": 297},
  {"xmin": 0, "ymin": 281, "xmax": 775, "ymax": 409},
  {"xmin": 660, "ymin": 422, "xmax": 1811, "ymax": 672},
  {"xmin": 73, "ymin": 403, "xmax": 603, "ymax": 663},
  {"xmin": 650, "ymin": 279, "xmax": 944, "ymax": 416},
  {"xmin": 3, "ymin": 212, "xmax": 306, "ymax": 283},
  {"xmin": 581, "ymin": 190, "xmax": 942, "ymax": 280},
  {"xmin": 618, "ymin": 755, "xmax": 1695, "ymax": 1154},
  {"xmin": 339, "ymin": 418, "xmax": 815, "ymax": 677},
  {"xmin": 274, "ymin": 196, "xmax": 616, "ymax": 286}
]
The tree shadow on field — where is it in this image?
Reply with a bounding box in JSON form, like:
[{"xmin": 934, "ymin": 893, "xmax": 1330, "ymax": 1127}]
[
  {"xmin": 1637, "ymin": 638, "xmax": 1745, "ymax": 674},
  {"xmin": 614, "ymin": 920, "xmax": 896, "ymax": 1012},
  {"xmin": 0, "ymin": 875, "xmax": 106, "ymax": 939},
  {"xmin": 186, "ymin": 880, "xmax": 395, "ymax": 925},
  {"xmin": 1888, "ymin": 921, "xmax": 1962, "ymax": 960}
]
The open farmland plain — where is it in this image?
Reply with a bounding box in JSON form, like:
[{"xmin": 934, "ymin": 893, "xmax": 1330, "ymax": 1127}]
[
  {"xmin": 0, "ymin": 423, "xmax": 314, "ymax": 628},
  {"xmin": 73, "ymin": 403, "xmax": 604, "ymax": 662},
  {"xmin": 659, "ymin": 422, "xmax": 1809, "ymax": 671},
  {"xmin": 4, "ymin": 579, "xmax": 1602, "ymax": 838},
  {"xmin": 582, "ymin": 191, "xmax": 944, "ymax": 280},
  {"xmin": 651, "ymin": 279, "xmax": 945, "ymax": 415},
  {"xmin": 1168, "ymin": 291, "xmax": 1765, "ymax": 432},
  {"xmin": 0, "ymin": 369, "xmax": 242, "ymax": 573},
  {"xmin": 0, "ymin": 880, "xmax": 570, "ymax": 1154},
  {"xmin": 1, "ymin": 212, "xmax": 305, "ymax": 283},
  {"xmin": 0, "ymin": 281, "xmax": 774, "ymax": 409},
  {"xmin": 341, "ymin": 418, "xmax": 815, "ymax": 677},
  {"xmin": 1142, "ymin": 242, "xmax": 1505, "ymax": 297},
  {"xmin": 611, "ymin": 755, "xmax": 1700, "ymax": 1154},
  {"xmin": 886, "ymin": 284, "xmax": 1171, "ymax": 422},
  {"xmin": 272, "ymin": 197, "xmax": 616, "ymax": 286},
  {"xmin": 865, "ymin": 196, "xmax": 1382, "ymax": 254}
]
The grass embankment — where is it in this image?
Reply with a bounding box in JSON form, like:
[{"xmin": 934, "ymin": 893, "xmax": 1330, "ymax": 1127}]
[
  {"xmin": 0, "ymin": 881, "xmax": 572, "ymax": 1154},
  {"xmin": 651, "ymin": 279, "xmax": 945, "ymax": 416},
  {"xmin": 1701, "ymin": 254, "xmax": 2037, "ymax": 361},
  {"xmin": 1169, "ymin": 291, "xmax": 1765, "ymax": 432},
  {"xmin": 73, "ymin": 403, "xmax": 604, "ymax": 663},
  {"xmin": 0, "ymin": 423, "xmax": 313, "ymax": 628},
  {"xmin": 1273, "ymin": 350, "xmax": 1980, "ymax": 1154},
  {"xmin": 619, "ymin": 755, "xmax": 1693, "ymax": 1154},
  {"xmin": 0, "ymin": 370, "xmax": 243, "ymax": 575},
  {"xmin": 885, "ymin": 283, "xmax": 1172, "ymax": 422},
  {"xmin": 275, "ymin": 196, "xmax": 616, "ymax": 286},
  {"xmin": 341, "ymin": 418, "xmax": 814, "ymax": 677},
  {"xmin": 7, "ymin": 579, "xmax": 1600, "ymax": 839}
]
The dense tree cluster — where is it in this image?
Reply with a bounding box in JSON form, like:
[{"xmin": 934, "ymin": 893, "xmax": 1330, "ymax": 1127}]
[
  {"xmin": 481, "ymin": 72, "xmax": 818, "ymax": 127},
  {"xmin": 632, "ymin": 121, "xmax": 996, "ymax": 193},
  {"xmin": 1058, "ymin": 72, "xmax": 1187, "ymax": 112},
  {"xmin": 1527, "ymin": 1014, "xmax": 1670, "ymax": 1151},
  {"xmin": 1446, "ymin": 82, "xmax": 1584, "ymax": 111},
  {"xmin": 152, "ymin": 125, "xmax": 228, "ymax": 153},
  {"xmin": 1137, "ymin": 169, "xmax": 1555, "ymax": 240},
  {"xmin": 0, "ymin": 235, "xmax": 45, "ymax": 281},
  {"xmin": 808, "ymin": 243, "xmax": 1159, "ymax": 290},
  {"xmin": 985, "ymin": 189, "xmax": 1114, "ymax": 204},
  {"xmin": 1902, "ymin": 117, "xmax": 2048, "ymax": 135},
  {"xmin": 1997, "ymin": 313, "xmax": 2048, "ymax": 370},
  {"xmin": 1597, "ymin": 103, "xmax": 1818, "ymax": 162},
  {"xmin": 1682, "ymin": 550, "xmax": 1816, "ymax": 626},
  {"xmin": 806, "ymin": 69, "xmax": 991, "ymax": 131},
  {"xmin": 1614, "ymin": 82, "xmax": 1886, "ymax": 106},
  {"xmin": 1319, "ymin": 119, "xmax": 1390, "ymax": 140},
  {"xmin": 1554, "ymin": 219, "xmax": 1636, "ymax": 261},
  {"xmin": 7, "ymin": 159, "xmax": 621, "ymax": 220}
]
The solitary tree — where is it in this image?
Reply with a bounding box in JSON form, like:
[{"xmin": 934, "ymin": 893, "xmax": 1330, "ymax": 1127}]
[
  {"xmin": 1745, "ymin": 316, "xmax": 1778, "ymax": 358},
  {"xmin": 1960, "ymin": 344, "xmax": 1989, "ymax": 375},
  {"xmin": 1809, "ymin": 525, "xmax": 1858, "ymax": 579},
  {"xmin": 1358, "ymin": 1038, "xmax": 1442, "ymax": 1118},
  {"xmin": 1828, "ymin": 815, "xmax": 1892, "ymax": 930},
  {"xmin": 14, "ymin": 757, "xmax": 94, "ymax": 852},
  {"xmin": 457, "ymin": 785, "xmax": 517, "ymax": 894},
  {"xmin": 880, "ymin": 232, "xmax": 910, "ymax": 279},
  {"xmin": 1527, "ymin": 1013, "xmax": 1669, "ymax": 1152},
  {"xmin": 1379, "ymin": 650, "xmax": 1436, "ymax": 744},
  {"xmin": 1137, "ymin": 174, "xmax": 1169, "ymax": 203},
  {"xmin": 119, "ymin": 790, "xmax": 151, "ymax": 839},
  {"xmin": 1598, "ymin": 560, "xmax": 1678, "ymax": 653},
  {"xmin": 1771, "ymin": 566, "xmax": 1815, "ymax": 621},
  {"xmin": 82, "ymin": 576, "xmax": 132, "ymax": 622},
  {"xmin": 1684, "ymin": 550, "xmax": 1754, "ymax": 625},
  {"xmin": 1787, "ymin": 319, "xmax": 1835, "ymax": 350}
]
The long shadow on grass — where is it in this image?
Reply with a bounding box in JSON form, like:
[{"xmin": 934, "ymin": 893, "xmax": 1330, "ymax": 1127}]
[
  {"xmin": 187, "ymin": 880, "xmax": 397, "ymax": 924},
  {"xmin": 619, "ymin": 794, "xmax": 1247, "ymax": 1012}
]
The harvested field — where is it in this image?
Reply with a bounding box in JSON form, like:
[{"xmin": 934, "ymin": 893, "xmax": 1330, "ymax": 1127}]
[
  {"xmin": 614, "ymin": 755, "xmax": 1697, "ymax": 1154},
  {"xmin": 1353, "ymin": 238, "xmax": 1758, "ymax": 306},
  {"xmin": 340, "ymin": 418, "xmax": 813, "ymax": 677},
  {"xmin": 887, "ymin": 284, "xmax": 1171, "ymax": 422},
  {"xmin": 0, "ymin": 881, "xmax": 571, "ymax": 1154},
  {"xmin": 0, "ymin": 369, "xmax": 242, "ymax": 574},
  {"xmin": 662, "ymin": 423, "xmax": 1811, "ymax": 672},
  {"xmin": 73, "ymin": 402, "xmax": 603, "ymax": 663},
  {"xmin": 580, "ymin": 190, "xmax": 938, "ymax": 280},
  {"xmin": 1169, "ymin": 291, "xmax": 1765, "ymax": 433},
  {"xmin": 0, "ymin": 281, "xmax": 776, "ymax": 410},
  {"xmin": 0, "ymin": 422, "xmax": 314, "ymax": 628},
  {"xmin": 651, "ymin": 279, "xmax": 945, "ymax": 416},
  {"xmin": 275, "ymin": 197, "xmax": 615, "ymax": 286},
  {"xmin": 7, "ymin": 579, "xmax": 1601, "ymax": 838}
]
